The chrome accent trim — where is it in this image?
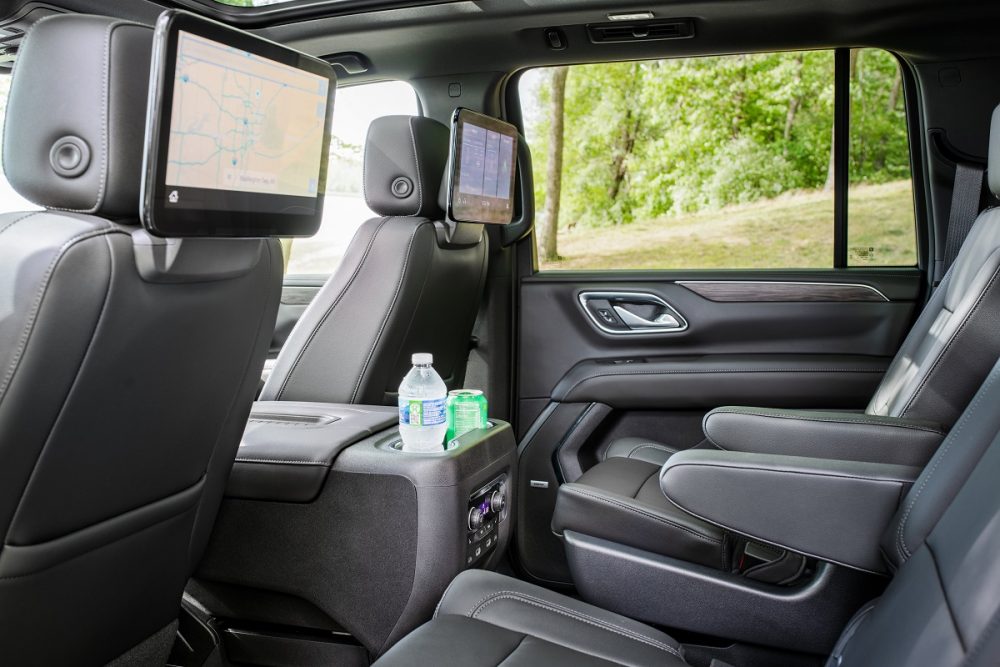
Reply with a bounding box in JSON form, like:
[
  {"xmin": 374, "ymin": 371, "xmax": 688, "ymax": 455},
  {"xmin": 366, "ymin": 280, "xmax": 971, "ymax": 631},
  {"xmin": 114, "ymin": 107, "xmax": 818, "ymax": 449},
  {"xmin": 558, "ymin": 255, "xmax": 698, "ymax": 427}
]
[
  {"xmin": 578, "ymin": 291, "xmax": 689, "ymax": 335},
  {"xmin": 677, "ymin": 280, "xmax": 890, "ymax": 302}
]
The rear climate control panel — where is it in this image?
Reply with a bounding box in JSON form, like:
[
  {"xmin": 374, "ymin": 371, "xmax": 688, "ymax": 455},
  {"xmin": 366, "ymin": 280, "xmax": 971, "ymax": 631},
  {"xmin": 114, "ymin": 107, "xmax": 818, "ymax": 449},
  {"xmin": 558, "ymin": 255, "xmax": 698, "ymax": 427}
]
[{"xmin": 466, "ymin": 474, "xmax": 508, "ymax": 566}]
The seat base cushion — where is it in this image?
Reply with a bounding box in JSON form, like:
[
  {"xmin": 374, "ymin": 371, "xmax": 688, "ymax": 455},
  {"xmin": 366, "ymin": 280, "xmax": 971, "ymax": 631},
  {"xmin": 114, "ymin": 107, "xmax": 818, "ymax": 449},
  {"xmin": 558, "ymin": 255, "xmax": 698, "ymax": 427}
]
[
  {"xmin": 553, "ymin": 456, "xmax": 731, "ymax": 570},
  {"xmin": 374, "ymin": 570, "xmax": 688, "ymax": 666}
]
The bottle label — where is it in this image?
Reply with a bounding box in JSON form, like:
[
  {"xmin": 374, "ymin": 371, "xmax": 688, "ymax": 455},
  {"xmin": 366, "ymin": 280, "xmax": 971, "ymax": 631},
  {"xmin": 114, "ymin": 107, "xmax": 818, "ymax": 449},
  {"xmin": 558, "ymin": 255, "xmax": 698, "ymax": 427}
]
[{"xmin": 399, "ymin": 397, "xmax": 446, "ymax": 426}]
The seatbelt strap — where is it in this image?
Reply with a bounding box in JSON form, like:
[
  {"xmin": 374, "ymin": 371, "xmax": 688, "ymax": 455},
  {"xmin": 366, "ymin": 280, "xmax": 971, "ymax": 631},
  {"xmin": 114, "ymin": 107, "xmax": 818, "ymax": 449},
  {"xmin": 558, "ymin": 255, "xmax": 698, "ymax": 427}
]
[{"xmin": 941, "ymin": 162, "xmax": 985, "ymax": 278}]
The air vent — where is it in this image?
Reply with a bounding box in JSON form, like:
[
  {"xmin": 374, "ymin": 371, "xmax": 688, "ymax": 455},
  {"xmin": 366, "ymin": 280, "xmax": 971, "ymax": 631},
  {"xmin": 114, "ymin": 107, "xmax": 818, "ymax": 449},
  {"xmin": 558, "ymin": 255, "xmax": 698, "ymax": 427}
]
[{"xmin": 587, "ymin": 19, "xmax": 695, "ymax": 44}]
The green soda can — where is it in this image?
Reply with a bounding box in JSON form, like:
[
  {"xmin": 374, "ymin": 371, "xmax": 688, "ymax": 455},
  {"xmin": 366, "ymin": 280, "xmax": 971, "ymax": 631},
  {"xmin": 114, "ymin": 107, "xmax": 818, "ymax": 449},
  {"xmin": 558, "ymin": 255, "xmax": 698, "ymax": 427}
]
[{"xmin": 446, "ymin": 389, "xmax": 488, "ymax": 443}]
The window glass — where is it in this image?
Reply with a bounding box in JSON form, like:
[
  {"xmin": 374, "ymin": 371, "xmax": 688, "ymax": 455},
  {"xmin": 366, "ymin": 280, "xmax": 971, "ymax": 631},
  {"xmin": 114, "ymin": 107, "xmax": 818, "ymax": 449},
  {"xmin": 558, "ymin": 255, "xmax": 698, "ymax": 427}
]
[
  {"xmin": 521, "ymin": 50, "xmax": 912, "ymax": 271},
  {"xmin": 0, "ymin": 75, "xmax": 43, "ymax": 212},
  {"xmin": 285, "ymin": 80, "xmax": 419, "ymax": 275},
  {"xmin": 847, "ymin": 49, "xmax": 916, "ymax": 266}
]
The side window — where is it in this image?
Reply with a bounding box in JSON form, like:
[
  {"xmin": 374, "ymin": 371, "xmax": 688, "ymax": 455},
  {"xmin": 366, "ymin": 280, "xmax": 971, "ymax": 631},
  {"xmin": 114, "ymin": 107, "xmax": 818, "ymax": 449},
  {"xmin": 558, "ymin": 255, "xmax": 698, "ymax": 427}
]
[
  {"xmin": 848, "ymin": 49, "xmax": 916, "ymax": 266},
  {"xmin": 520, "ymin": 50, "xmax": 915, "ymax": 271},
  {"xmin": 285, "ymin": 80, "xmax": 419, "ymax": 275},
  {"xmin": 0, "ymin": 74, "xmax": 42, "ymax": 212}
]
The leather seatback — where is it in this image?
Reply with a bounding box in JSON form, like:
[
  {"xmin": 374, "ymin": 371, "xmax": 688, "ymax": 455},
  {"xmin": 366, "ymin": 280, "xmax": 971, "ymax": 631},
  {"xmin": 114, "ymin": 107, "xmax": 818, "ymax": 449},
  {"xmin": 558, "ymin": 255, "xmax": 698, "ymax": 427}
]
[
  {"xmin": 0, "ymin": 15, "xmax": 281, "ymax": 665},
  {"xmin": 831, "ymin": 359, "xmax": 1000, "ymax": 666},
  {"xmin": 261, "ymin": 115, "xmax": 488, "ymax": 405},
  {"xmin": 868, "ymin": 106, "xmax": 1000, "ymax": 425}
]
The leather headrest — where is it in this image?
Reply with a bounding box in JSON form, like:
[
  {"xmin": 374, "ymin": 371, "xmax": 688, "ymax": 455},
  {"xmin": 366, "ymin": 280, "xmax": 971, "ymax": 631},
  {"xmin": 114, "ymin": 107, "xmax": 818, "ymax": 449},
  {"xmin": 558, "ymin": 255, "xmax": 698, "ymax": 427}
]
[
  {"xmin": 3, "ymin": 15, "xmax": 153, "ymax": 219},
  {"xmin": 989, "ymin": 104, "xmax": 1000, "ymax": 198},
  {"xmin": 363, "ymin": 115, "xmax": 448, "ymax": 218}
]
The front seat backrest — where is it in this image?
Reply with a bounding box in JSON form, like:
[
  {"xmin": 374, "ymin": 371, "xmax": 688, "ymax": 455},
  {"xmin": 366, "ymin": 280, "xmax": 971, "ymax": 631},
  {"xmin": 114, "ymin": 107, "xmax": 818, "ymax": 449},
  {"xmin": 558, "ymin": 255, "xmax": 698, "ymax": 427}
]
[
  {"xmin": 261, "ymin": 115, "xmax": 488, "ymax": 405},
  {"xmin": 868, "ymin": 110, "xmax": 1000, "ymax": 425},
  {"xmin": 0, "ymin": 15, "xmax": 282, "ymax": 666}
]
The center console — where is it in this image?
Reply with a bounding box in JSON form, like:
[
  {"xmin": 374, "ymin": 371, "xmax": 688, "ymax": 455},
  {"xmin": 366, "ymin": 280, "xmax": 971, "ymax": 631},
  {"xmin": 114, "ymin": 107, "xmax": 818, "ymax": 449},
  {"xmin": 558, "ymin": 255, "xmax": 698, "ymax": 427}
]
[{"xmin": 186, "ymin": 401, "xmax": 517, "ymax": 666}]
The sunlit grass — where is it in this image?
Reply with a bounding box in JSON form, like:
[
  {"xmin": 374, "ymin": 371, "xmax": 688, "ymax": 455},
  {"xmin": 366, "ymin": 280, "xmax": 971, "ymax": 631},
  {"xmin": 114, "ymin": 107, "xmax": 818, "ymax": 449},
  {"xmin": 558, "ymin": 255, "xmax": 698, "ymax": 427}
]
[{"xmin": 540, "ymin": 180, "xmax": 916, "ymax": 271}]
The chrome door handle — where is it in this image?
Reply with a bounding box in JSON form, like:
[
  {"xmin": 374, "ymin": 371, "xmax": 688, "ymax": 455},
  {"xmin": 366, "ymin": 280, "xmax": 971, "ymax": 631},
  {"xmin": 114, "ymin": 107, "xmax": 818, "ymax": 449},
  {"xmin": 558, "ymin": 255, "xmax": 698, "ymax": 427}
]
[{"xmin": 613, "ymin": 305, "xmax": 682, "ymax": 329}]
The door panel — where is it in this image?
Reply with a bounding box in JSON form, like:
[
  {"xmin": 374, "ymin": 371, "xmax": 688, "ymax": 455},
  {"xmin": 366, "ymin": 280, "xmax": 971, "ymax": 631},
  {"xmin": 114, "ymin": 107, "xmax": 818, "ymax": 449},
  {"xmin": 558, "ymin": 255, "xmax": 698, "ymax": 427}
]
[
  {"xmin": 513, "ymin": 268, "xmax": 921, "ymax": 584},
  {"xmin": 519, "ymin": 270, "xmax": 919, "ymax": 403}
]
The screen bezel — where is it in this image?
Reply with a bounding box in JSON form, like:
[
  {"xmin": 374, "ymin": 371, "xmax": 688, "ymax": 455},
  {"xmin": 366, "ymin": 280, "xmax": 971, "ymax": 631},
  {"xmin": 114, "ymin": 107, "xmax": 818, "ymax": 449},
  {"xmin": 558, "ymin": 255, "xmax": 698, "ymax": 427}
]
[
  {"xmin": 141, "ymin": 10, "xmax": 336, "ymax": 238},
  {"xmin": 446, "ymin": 108, "xmax": 519, "ymax": 225}
]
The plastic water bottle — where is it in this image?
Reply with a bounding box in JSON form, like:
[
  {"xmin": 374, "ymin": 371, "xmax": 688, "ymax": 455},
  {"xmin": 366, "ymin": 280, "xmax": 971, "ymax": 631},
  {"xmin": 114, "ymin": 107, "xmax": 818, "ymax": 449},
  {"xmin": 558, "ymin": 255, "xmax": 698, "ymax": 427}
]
[{"xmin": 398, "ymin": 353, "xmax": 448, "ymax": 452}]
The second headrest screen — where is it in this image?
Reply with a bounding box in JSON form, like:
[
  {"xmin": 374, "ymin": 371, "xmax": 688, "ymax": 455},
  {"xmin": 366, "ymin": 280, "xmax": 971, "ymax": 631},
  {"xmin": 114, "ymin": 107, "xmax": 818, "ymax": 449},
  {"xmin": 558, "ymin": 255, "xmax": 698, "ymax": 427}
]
[{"xmin": 449, "ymin": 108, "xmax": 518, "ymax": 225}]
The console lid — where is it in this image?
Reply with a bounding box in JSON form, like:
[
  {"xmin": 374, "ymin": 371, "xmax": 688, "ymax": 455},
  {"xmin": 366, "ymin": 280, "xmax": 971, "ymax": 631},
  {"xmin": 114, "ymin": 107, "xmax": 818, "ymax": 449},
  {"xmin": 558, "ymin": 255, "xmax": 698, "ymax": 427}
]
[{"xmin": 228, "ymin": 401, "xmax": 397, "ymax": 502}]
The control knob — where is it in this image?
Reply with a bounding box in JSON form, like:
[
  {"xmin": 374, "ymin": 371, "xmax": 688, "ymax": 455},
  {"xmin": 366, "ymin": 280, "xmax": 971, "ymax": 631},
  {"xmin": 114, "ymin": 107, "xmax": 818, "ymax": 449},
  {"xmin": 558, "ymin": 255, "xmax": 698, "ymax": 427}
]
[
  {"xmin": 490, "ymin": 490, "xmax": 505, "ymax": 514},
  {"xmin": 468, "ymin": 506, "xmax": 484, "ymax": 531}
]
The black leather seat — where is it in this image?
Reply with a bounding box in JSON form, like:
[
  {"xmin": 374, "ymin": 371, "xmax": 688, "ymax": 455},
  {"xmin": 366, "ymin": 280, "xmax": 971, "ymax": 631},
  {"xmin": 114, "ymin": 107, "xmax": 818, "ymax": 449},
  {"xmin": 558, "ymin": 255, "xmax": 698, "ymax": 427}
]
[
  {"xmin": 260, "ymin": 115, "xmax": 488, "ymax": 406},
  {"xmin": 0, "ymin": 15, "xmax": 281, "ymax": 666},
  {"xmin": 375, "ymin": 356, "xmax": 1000, "ymax": 666},
  {"xmin": 555, "ymin": 106, "xmax": 1000, "ymax": 570}
]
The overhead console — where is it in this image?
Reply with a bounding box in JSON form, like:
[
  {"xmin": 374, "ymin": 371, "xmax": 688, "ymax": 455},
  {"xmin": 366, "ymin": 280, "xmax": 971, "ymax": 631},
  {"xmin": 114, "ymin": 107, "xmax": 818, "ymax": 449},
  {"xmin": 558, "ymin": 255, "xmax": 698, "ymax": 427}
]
[{"xmin": 189, "ymin": 401, "xmax": 517, "ymax": 664}]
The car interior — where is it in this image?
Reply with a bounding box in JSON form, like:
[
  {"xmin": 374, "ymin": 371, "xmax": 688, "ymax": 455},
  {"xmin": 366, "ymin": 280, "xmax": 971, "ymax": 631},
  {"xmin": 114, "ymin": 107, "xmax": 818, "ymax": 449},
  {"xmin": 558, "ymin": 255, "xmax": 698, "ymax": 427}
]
[{"xmin": 0, "ymin": 1, "xmax": 998, "ymax": 666}]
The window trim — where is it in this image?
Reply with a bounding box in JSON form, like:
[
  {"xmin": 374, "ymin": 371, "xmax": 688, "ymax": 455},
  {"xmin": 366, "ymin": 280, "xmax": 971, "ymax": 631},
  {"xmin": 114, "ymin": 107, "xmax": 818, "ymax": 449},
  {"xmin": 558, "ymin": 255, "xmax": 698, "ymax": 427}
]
[{"xmin": 834, "ymin": 47, "xmax": 851, "ymax": 269}]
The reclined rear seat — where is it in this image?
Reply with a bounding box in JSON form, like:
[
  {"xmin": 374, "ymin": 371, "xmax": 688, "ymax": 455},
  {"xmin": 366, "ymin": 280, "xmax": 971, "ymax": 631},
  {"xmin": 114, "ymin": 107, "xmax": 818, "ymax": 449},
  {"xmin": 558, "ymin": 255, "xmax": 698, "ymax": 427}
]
[{"xmin": 374, "ymin": 357, "xmax": 1000, "ymax": 666}]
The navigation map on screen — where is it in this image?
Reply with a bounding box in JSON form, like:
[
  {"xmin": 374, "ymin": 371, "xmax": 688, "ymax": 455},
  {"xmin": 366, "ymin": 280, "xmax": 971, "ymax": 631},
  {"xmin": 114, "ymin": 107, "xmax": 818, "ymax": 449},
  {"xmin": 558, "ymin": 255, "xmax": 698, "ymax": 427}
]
[
  {"xmin": 165, "ymin": 30, "xmax": 329, "ymax": 199},
  {"xmin": 451, "ymin": 111, "xmax": 517, "ymax": 224}
]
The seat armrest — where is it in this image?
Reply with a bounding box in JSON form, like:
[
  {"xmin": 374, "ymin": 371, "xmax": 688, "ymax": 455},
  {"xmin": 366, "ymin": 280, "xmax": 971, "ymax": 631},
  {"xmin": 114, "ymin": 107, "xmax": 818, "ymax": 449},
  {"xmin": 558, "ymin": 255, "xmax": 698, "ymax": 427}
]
[
  {"xmin": 703, "ymin": 407, "xmax": 946, "ymax": 467},
  {"xmin": 227, "ymin": 402, "xmax": 397, "ymax": 502},
  {"xmin": 660, "ymin": 450, "xmax": 920, "ymax": 573}
]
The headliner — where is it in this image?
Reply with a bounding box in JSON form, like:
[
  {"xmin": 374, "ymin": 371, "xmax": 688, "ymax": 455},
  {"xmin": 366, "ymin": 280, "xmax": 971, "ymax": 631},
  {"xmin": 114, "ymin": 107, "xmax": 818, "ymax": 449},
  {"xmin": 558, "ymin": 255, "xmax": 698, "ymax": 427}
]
[{"xmin": 1, "ymin": 0, "xmax": 998, "ymax": 84}]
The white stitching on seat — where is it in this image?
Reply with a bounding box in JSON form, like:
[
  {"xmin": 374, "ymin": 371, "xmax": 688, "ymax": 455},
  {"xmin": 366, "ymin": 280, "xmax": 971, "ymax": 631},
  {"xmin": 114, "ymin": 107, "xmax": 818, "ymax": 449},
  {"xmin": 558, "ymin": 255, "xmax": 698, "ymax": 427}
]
[
  {"xmin": 0, "ymin": 223, "xmax": 116, "ymax": 406},
  {"xmin": 348, "ymin": 221, "xmax": 426, "ymax": 402},
  {"xmin": 271, "ymin": 216, "xmax": 394, "ymax": 400},
  {"xmin": 894, "ymin": 365, "xmax": 1000, "ymax": 560},
  {"xmin": 407, "ymin": 116, "xmax": 423, "ymax": 216},
  {"xmin": 469, "ymin": 590, "xmax": 683, "ymax": 659},
  {"xmin": 897, "ymin": 262, "xmax": 1000, "ymax": 419},
  {"xmin": 562, "ymin": 485, "xmax": 722, "ymax": 544}
]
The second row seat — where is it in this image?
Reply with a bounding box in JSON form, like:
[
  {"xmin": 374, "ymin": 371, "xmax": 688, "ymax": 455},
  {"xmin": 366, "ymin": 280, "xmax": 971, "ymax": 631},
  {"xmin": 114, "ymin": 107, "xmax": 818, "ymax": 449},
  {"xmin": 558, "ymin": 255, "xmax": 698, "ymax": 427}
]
[
  {"xmin": 376, "ymin": 353, "xmax": 1000, "ymax": 666},
  {"xmin": 555, "ymin": 104, "xmax": 1000, "ymax": 571}
]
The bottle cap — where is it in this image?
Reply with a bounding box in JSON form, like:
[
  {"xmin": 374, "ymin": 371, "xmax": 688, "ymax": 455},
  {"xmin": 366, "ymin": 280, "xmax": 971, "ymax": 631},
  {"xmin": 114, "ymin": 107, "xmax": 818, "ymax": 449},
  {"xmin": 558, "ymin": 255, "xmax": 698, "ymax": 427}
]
[{"xmin": 412, "ymin": 352, "xmax": 433, "ymax": 365}]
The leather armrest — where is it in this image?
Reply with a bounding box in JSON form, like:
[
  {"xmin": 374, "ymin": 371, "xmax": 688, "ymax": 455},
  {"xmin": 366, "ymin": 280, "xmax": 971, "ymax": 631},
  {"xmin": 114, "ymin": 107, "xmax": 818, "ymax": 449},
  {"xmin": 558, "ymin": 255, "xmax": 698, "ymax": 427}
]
[
  {"xmin": 227, "ymin": 402, "xmax": 397, "ymax": 502},
  {"xmin": 703, "ymin": 406, "xmax": 946, "ymax": 467},
  {"xmin": 660, "ymin": 450, "xmax": 920, "ymax": 573}
]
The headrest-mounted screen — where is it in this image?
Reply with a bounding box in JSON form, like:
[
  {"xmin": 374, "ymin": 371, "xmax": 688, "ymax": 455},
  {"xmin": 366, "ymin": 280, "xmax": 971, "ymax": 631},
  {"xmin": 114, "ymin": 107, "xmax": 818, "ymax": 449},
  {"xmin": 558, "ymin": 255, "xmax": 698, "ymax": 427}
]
[
  {"xmin": 447, "ymin": 108, "xmax": 518, "ymax": 225},
  {"xmin": 141, "ymin": 10, "xmax": 336, "ymax": 237}
]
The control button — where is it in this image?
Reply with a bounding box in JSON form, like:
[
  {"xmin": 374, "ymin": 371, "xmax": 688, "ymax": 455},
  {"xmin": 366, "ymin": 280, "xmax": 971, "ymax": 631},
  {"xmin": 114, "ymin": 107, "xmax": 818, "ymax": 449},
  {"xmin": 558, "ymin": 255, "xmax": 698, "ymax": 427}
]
[
  {"xmin": 490, "ymin": 490, "xmax": 505, "ymax": 514},
  {"xmin": 474, "ymin": 546, "xmax": 482, "ymax": 559},
  {"xmin": 467, "ymin": 555, "xmax": 474, "ymax": 565},
  {"xmin": 468, "ymin": 506, "xmax": 484, "ymax": 531},
  {"xmin": 596, "ymin": 308, "xmax": 617, "ymax": 324}
]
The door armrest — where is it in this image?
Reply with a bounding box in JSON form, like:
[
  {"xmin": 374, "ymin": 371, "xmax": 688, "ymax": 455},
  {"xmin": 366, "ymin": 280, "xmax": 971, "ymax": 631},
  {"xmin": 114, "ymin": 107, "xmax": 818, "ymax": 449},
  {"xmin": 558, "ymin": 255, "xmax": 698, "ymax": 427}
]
[
  {"xmin": 660, "ymin": 450, "xmax": 920, "ymax": 573},
  {"xmin": 703, "ymin": 407, "xmax": 946, "ymax": 467}
]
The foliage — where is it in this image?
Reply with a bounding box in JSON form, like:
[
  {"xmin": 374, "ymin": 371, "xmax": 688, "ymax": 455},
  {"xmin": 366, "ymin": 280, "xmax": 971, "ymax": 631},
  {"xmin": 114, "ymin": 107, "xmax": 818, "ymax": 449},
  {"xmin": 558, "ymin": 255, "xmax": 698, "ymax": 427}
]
[
  {"xmin": 524, "ymin": 49, "xmax": 910, "ymax": 234},
  {"xmin": 541, "ymin": 179, "xmax": 916, "ymax": 271}
]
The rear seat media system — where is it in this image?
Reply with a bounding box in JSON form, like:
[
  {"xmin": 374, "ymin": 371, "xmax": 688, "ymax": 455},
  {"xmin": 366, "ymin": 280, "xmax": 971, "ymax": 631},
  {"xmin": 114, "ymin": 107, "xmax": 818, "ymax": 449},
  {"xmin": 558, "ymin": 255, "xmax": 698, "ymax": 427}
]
[
  {"xmin": 141, "ymin": 10, "xmax": 336, "ymax": 237},
  {"xmin": 447, "ymin": 107, "xmax": 518, "ymax": 224}
]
